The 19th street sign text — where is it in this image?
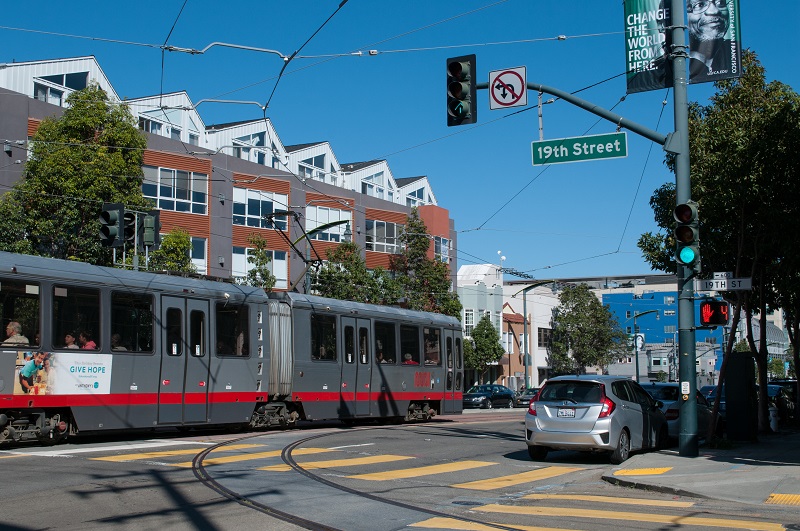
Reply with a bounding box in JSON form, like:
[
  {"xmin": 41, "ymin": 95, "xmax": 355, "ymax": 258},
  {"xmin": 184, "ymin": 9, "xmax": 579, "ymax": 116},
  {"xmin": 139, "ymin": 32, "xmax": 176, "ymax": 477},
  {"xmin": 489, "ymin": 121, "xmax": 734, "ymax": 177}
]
[{"xmin": 532, "ymin": 132, "xmax": 628, "ymax": 166}]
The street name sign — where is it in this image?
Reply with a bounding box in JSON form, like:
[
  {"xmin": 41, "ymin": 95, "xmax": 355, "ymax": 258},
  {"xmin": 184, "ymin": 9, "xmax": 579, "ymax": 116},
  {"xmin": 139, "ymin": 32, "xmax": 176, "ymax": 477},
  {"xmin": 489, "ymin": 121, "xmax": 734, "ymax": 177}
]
[
  {"xmin": 695, "ymin": 277, "xmax": 752, "ymax": 291},
  {"xmin": 532, "ymin": 132, "xmax": 628, "ymax": 166}
]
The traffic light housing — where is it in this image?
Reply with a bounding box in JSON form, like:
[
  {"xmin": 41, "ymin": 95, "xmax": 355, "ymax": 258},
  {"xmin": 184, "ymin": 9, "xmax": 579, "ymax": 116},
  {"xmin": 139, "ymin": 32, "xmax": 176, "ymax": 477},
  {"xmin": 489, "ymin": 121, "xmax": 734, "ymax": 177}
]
[
  {"xmin": 447, "ymin": 54, "xmax": 477, "ymax": 126},
  {"xmin": 99, "ymin": 203, "xmax": 124, "ymax": 248},
  {"xmin": 141, "ymin": 210, "xmax": 161, "ymax": 250},
  {"xmin": 700, "ymin": 299, "xmax": 729, "ymax": 327},
  {"xmin": 674, "ymin": 200, "xmax": 701, "ymax": 273},
  {"xmin": 123, "ymin": 210, "xmax": 137, "ymax": 244}
]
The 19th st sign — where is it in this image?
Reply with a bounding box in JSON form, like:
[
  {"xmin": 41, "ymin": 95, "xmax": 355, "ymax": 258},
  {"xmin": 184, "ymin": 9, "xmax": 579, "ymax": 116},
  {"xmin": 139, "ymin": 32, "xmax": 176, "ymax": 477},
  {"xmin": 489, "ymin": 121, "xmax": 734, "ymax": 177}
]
[{"xmin": 532, "ymin": 132, "xmax": 628, "ymax": 166}]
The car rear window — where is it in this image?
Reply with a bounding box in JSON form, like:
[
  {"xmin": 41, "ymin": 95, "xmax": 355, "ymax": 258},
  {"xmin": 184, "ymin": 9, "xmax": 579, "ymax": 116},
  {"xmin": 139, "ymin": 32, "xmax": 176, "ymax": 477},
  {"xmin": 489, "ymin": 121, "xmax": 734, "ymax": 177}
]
[
  {"xmin": 648, "ymin": 386, "xmax": 680, "ymax": 401},
  {"xmin": 539, "ymin": 381, "xmax": 603, "ymax": 403}
]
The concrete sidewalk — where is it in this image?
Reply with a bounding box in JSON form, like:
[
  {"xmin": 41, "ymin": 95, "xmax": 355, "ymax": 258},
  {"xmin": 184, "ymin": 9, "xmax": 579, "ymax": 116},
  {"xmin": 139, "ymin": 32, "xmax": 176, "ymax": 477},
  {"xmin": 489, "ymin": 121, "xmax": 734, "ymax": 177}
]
[{"xmin": 602, "ymin": 428, "xmax": 800, "ymax": 506}]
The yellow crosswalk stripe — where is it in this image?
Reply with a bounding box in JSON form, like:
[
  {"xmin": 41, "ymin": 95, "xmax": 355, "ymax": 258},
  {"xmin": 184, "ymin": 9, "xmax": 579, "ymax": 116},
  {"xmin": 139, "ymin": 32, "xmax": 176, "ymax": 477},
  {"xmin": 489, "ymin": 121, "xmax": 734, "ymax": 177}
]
[
  {"xmin": 524, "ymin": 493, "xmax": 694, "ymax": 508},
  {"xmin": 347, "ymin": 460, "xmax": 496, "ymax": 481},
  {"xmin": 474, "ymin": 503, "xmax": 785, "ymax": 531},
  {"xmin": 90, "ymin": 444, "xmax": 262, "ymax": 462},
  {"xmin": 453, "ymin": 466, "xmax": 582, "ymax": 490},
  {"xmin": 409, "ymin": 516, "xmax": 575, "ymax": 531},
  {"xmin": 613, "ymin": 467, "xmax": 673, "ymax": 476},
  {"xmin": 172, "ymin": 447, "xmax": 333, "ymax": 467},
  {"xmin": 259, "ymin": 454, "xmax": 414, "ymax": 472}
]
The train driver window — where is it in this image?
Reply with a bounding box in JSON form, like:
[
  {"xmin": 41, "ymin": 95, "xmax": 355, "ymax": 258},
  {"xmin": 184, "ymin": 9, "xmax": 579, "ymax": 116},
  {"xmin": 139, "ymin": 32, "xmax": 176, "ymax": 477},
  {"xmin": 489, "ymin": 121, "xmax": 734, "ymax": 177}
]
[
  {"xmin": 52, "ymin": 285, "xmax": 99, "ymax": 351},
  {"xmin": 110, "ymin": 292, "xmax": 153, "ymax": 353},
  {"xmin": 374, "ymin": 321, "xmax": 396, "ymax": 364},
  {"xmin": 166, "ymin": 308, "xmax": 182, "ymax": 356},
  {"xmin": 310, "ymin": 313, "xmax": 336, "ymax": 361},
  {"xmin": 400, "ymin": 325, "xmax": 420, "ymax": 365},
  {"xmin": 423, "ymin": 327, "xmax": 441, "ymax": 366},
  {"xmin": 0, "ymin": 278, "xmax": 40, "ymax": 349}
]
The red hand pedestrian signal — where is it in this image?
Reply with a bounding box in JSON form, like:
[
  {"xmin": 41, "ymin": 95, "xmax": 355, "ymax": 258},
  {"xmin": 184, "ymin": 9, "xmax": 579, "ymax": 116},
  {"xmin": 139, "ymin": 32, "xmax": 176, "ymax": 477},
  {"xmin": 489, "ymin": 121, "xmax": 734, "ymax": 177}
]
[{"xmin": 700, "ymin": 300, "xmax": 729, "ymax": 326}]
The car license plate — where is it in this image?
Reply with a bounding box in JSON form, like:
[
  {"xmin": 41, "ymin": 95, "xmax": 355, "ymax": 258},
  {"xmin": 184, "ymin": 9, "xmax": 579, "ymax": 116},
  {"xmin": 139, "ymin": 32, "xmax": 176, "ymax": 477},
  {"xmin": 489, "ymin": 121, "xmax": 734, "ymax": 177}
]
[{"xmin": 557, "ymin": 407, "xmax": 575, "ymax": 418}]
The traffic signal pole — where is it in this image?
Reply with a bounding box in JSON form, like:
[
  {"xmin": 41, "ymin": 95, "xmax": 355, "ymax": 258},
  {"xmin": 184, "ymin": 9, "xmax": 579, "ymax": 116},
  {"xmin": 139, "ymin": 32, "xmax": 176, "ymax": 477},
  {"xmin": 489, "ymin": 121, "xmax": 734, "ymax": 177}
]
[{"xmin": 464, "ymin": 0, "xmax": 698, "ymax": 456}]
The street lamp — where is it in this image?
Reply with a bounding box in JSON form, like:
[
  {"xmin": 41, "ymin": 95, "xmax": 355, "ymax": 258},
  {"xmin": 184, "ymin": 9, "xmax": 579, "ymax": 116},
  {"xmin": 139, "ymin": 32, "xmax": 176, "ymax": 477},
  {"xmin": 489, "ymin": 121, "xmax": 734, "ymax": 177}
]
[
  {"xmin": 497, "ymin": 251, "xmax": 505, "ymax": 284},
  {"xmin": 628, "ymin": 309, "xmax": 660, "ymax": 383}
]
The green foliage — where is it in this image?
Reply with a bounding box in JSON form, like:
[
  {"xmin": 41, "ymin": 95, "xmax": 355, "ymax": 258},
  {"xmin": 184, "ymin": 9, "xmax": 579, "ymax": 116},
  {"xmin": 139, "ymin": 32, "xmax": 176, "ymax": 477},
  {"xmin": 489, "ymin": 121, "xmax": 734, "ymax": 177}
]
[
  {"xmin": 147, "ymin": 228, "xmax": 196, "ymax": 274},
  {"xmin": 0, "ymin": 84, "xmax": 148, "ymax": 264},
  {"xmin": 313, "ymin": 241, "xmax": 401, "ymax": 304},
  {"xmin": 463, "ymin": 314, "xmax": 505, "ymax": 378},
  {"xmin": 548, "ymin": 284, "xmax": 629, "ymax": 375},
  {"xmin": 242, "ymin": 233, "xmax": 276, "ymax": 290},
  {"xmin": 768, "ymin": 357, "xmax": 786, "ymax": 379},
  {"xmin": 389, "ymin": 208, "xmax": 462, "ymax": 319},
  {"xmin": 656, "ymin": 370, "xmax": 668, "ymax": 383}
]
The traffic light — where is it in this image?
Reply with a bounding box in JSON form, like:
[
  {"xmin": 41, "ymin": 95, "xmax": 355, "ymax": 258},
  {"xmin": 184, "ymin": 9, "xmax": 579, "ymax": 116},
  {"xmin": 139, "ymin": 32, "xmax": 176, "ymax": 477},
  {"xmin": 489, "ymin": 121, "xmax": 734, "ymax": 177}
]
[
  {"xmin": 674, "ymin": 200, "xmax": 701, "ymax": 273},
  {"xmin": 123, "ymin": 210, "xmax": 137, "ymax": 244},
  {"xmin": 700, "ymin": 299, "xmax": 729, "ymax": 327},
  {"xmin": 446, "ymin": 54, "xmax": 477, "ymax": 126},
  {"xmin": 141, "ymin": 210, "xmax": 161, "ymax": 250},
  {"xmin": 99, "ymin": 203, "xmax": 124, "ymax": 248}
]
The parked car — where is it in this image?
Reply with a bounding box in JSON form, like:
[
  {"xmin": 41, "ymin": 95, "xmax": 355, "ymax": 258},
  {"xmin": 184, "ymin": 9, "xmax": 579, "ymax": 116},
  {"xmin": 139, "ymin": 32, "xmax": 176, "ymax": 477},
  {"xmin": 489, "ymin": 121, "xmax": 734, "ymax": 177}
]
[
  {"xmin": 525, "ymin": 375, "xmax": 668, "ymax": 464},
  {"xmin": 705, "ymin": 386, "xmax": 727, "ymax": 419},
  {"xmin": 766, "ymin": 384, "xmax": 795, "ymax": 423},
  {"xmin": 769, "ymin": 379, "xmax": 797, "ymax": 410},
  {"xmin": 463, "ymin": 384, "xmax": 516, "ymax": 409},
  {"xmin": 515, "ymin": 388, "xmax": 540, "ymax": 408},
  {"xmin": 699, "ymin": 385, "xmax": 717, "ymax": 400},
  {"xmin": 643, "ymin": 382, "xmax": 715, "ymax": 441}
]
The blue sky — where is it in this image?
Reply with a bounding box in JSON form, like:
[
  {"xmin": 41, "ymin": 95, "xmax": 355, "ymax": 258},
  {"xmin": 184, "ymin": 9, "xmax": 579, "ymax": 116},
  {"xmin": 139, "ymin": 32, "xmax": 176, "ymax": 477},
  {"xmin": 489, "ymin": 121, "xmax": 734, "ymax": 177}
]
[{"xmin": 3, "ymin": 1, "xmax": 798, "ymax": 279}]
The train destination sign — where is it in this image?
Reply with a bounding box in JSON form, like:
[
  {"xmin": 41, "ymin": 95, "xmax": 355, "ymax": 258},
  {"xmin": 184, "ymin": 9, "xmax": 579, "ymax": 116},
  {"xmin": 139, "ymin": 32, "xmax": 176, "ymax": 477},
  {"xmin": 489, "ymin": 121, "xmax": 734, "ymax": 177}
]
[{"xmin": 532, "ymin": 132, "xmax": 628, "ymax": 166}]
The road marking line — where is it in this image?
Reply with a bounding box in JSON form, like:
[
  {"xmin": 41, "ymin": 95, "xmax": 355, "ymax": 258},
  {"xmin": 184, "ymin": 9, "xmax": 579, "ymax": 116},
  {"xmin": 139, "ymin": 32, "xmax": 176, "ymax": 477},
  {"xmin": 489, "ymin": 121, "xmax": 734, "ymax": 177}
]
[
  {"xmin": 613, "ymin": 467, "xmax": 672, "ymax": 476},
  {"xmin": 173, "ymin": 447, "xmax": 333, "ymax": 468},
  {"xmin": 524, "ymin": 493, "xmax": 694, "ymax": 508},
  {"xmin": 475, "ymin": 503, "xmax": 785, "ymax": 531},
  {"xmin": 90, "ymin": 444, "xmax": 262, "ymax": 462},
  {"xmin": 346, "ymin": 460, "xmax": 496, "ymax": 481},
  {"xmin": 765, "ymin": 493, "xmax": 800, "ymax": 506},
  {"xmin": 453, "ymin": 466, "xmax": 583, "ymax": 490},
  {"xmin": 4, "ymin": 439, "xmax": 213, "ymax": 457},
  {"xmin": 259, "ymin": 454, "xmax": 413, "ymax": 472},
  {"xmin": 409, "ymin": 516, "xmax": 574, "ymax": 531}
]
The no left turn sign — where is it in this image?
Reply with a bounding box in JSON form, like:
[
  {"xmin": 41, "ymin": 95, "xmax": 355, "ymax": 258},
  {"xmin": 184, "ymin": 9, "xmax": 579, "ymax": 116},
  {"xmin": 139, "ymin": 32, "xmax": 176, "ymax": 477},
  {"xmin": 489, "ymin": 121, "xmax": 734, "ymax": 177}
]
[{"xmin": 489, "ymin": 66, "xmax": 527, "ymax": 110}]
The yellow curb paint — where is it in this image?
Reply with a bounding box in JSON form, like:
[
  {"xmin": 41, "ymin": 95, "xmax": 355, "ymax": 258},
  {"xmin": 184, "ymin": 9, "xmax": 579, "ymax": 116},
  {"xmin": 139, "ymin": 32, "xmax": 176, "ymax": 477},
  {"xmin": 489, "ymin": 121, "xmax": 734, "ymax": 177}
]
[
  {"xmin": 613, "ymin": 467, "xmax": 672, "ymax": 476},
  {"xmin": 765, "ymin": 493, "xmax": 800, "ymax": 506}
]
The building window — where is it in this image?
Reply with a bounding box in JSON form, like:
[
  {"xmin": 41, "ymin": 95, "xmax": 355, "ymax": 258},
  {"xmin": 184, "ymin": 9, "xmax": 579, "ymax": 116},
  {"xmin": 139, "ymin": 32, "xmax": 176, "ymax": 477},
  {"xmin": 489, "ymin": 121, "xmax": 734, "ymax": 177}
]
[
  {"xmin": 143, "ymin": 165, "xmax": 207, "ymax": 215},
  {"xmin": 138, "ymin": 117, "xmax": 163, "ymax": 135},
  {"xmin": 232, "ymin": 247, "xmax": 288, "ymax": 289},
  {"xmin": 365, "ymin": 219, "xmax": 401, "ymax": 254},
  {"xmin": 232, "ymin": 188, "xmax": 288, "ymax": 231},
  {"xmin": 664, "ymin": 310, "xmax": 676, "ymax": 316},
  {"xmin": 34, "ymin": 83, "xmax": 63, "ymax": 106},
  {"xmin": 406, "ymin": 187, "xmax": 426, "ymax": 207},
  {"xmin": 170, "ymin": 127, "xmax": 181, "ymax": 141},
  {"xmin": 464, "ymin": 309, "xmax": 474, "ymax": 337},
  {"xmin": 537, "ymin": 327, "xmax": 552, "ymax": 348},
  {"xmin": 664, "ymin": 296, "xmax": 675, "ymax": 305},
  {"xmin": 361, "ymin": 171, "xmax": 388, "ymax": 200},
  {"xmin": 307, "ymin": 206, "xmax": 350, "ymax": 242},
  {"xmin": 190, "ymin": 237, "xmax": 207, "ymax": 274},
  {"xmin": 188, "ymin": 133, "xmax": 199, "ymax": 146},
  {"xmin": 434, "ymin": 236, "xmax": 449, "ymax": 263},
  {"xmin": 626, "ymin": 310, "xmax": 632, "ymax": 319}
]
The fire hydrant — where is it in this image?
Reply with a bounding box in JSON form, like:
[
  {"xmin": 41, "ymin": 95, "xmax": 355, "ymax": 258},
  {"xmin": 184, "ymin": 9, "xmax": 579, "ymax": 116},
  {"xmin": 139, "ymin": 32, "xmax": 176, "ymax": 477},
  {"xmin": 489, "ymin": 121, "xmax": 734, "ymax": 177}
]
[{"xmin": 769, "ymin": 404, "xmax": 780, "ymax": 432}]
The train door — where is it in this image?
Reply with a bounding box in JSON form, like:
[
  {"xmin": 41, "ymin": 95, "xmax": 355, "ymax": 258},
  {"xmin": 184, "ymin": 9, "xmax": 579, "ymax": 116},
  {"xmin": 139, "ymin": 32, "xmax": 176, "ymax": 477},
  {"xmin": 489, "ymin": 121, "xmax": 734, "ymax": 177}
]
[
  {"xmin": 158, "ymin": 296, "xmax": 210, "ymax": 424},
  {"xmin": 341, "ymin": 317, "xmax": 372, "ymax": 416},
  {"xmin": 442, "ymin": 329, "xmax": 458, "ymax": 414}
]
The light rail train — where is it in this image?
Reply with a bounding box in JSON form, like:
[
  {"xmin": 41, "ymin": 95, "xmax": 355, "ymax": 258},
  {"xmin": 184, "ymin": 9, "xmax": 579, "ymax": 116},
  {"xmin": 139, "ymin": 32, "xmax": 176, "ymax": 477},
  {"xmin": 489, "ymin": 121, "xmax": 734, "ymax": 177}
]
[{"xmin": 0, "ymin": 251, "xmax": 464, "ymax": 444}]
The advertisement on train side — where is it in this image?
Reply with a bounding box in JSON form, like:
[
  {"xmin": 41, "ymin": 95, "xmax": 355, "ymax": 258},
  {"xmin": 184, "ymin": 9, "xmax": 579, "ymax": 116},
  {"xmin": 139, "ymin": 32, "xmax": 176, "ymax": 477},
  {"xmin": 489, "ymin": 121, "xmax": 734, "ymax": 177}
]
[{"xmin": 14, "ymin": 351, "xmax": 112, "ymax": 395}]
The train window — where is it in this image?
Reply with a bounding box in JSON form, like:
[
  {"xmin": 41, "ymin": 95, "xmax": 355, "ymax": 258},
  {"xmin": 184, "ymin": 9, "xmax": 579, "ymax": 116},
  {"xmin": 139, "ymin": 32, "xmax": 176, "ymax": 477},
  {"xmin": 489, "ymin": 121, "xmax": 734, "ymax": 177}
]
[
  {"xmin": 446, "ymin": 336, "xmax": 453, "ymax": 369},
  {"xmin": 359, "ymin": 327, "xmax": 369, "ymax": 364},
  {"xmin": 166, "ymin": 308, "xmax": 182, "ymax": 356},
  {"xmin": 423, "ymin": 327, "xmax": 441, "ymax": 366},
  {"xmin": 400, "ymin": 325, "xmax": 420, "ymax": 365},
  {"xmin": 344, "ymin": 325, "xmax": 355, "ymax": 364},
  {"xmin": 110, "ymin": 292, "xmax": 153, "ymax": 353},
  {"xmin": 455, "ymin": 337, "xmax": 463, "ymax": 369},
  {"xmin": 52, "ymin": 285, "xmax": 99, "ymax": 350},
  {"xmin": 374, "ymin": 321, "xmax": 396, "ymax": 364},
  {"xmin": 311, "ymin": 313, "xmax": 336, "ymax": 361},
  {"xmin": 216, "ymin": 303, "xmax": 249, "ymax": 356},
  {"xmin": 189, "ymin": 310, "xmax": 205, "ymax": 357},
  {"xmin": 0, "ymin": 278, "xmax": 40, "ymax": 348}
]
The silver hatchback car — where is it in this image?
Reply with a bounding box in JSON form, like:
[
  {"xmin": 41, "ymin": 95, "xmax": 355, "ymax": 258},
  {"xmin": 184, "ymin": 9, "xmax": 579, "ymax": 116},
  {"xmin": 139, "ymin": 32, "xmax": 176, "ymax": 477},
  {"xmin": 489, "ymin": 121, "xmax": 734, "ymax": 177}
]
[{"xmin": 525, "ymin": 375, "xmax": 668, "ymax": 464}]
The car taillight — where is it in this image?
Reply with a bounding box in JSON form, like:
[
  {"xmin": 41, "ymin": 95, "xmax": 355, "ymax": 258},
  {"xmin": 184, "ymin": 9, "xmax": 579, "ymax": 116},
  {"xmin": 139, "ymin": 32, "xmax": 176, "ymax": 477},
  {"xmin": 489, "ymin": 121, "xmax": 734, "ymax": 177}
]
[
  {"xmin": 597, "ymin": 384, "xmax": 615, "ymax": 418},
  {"xmin": 665, "ymin": 408, "xmax": 679, "ymax": 420},
  {"xmin": 528, "ymin": 401, "xmax": 537, "ymax": 416}
]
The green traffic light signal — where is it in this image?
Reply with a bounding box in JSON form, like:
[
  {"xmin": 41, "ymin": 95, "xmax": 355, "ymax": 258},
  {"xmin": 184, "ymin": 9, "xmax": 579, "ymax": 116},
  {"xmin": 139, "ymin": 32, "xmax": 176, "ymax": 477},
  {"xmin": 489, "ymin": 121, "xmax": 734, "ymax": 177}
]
[
  {"xmin": 446, "ymin": 54, "xmax": 477, "ymax": 126},
  {"xmin": 673, "ymin": 201, "xmax": 700, "ymax": 273}
]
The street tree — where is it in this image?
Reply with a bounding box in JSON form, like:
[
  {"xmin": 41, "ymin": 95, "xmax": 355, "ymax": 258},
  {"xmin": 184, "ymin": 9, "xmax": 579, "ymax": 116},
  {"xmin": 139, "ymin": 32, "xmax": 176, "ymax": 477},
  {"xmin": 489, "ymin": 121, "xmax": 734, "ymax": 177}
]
[
  {"xmin": 241, "ymin": 233, "xmax": 276, "ymax": 291},
  {"xmin": 313, "ymin": 241, "xmax": 400, "ymax": 305},
  {"xmin": 463, "ymin": 314, "xmax": 504, "ymax": 383},
  {"xmin": 637, "ymin": 51, "xmax": 800, "ymax": 432},
  {"xmin": 548, "ymin": 284, "xmax": 628, "ymax": 376},
  {"xmin": 390, "ymin": 208, "xmax": 462, "ymax": 318},
  {"xmin": 147, "ymin": 228, "xmax": 196, "ymax": 274},
  {"xmin": 0, "ymin": 83, "xmax": 148, "ymax": 264}
]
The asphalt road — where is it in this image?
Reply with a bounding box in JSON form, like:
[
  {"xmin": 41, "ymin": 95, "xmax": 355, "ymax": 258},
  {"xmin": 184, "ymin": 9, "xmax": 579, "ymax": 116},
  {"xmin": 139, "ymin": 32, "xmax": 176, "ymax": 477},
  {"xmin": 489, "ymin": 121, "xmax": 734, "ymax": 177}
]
[{"xmin": 0, "ymin": 409, "xmax": 794, "ymax": 531}]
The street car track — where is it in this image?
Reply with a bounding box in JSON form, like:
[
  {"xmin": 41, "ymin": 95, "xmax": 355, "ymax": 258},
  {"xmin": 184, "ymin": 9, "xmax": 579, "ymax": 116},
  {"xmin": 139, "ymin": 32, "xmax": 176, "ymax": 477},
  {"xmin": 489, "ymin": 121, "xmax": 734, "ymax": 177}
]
[{"xmin": 191, "ymin": 427, "xmax": 522, "ymax": 531}]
